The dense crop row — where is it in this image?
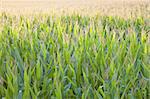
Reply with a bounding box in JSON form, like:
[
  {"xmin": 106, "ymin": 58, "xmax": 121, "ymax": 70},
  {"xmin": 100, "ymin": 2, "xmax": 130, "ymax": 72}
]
[{"xmin": 0, "ymin": 14, "xmax": 150, "ymax": 98}]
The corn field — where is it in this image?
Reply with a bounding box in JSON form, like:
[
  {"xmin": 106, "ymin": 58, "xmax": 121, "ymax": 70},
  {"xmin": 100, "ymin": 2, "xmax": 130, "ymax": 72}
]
[{"xmin": 0, "ymin": 13, "xmax": 150, "ymax": 98}]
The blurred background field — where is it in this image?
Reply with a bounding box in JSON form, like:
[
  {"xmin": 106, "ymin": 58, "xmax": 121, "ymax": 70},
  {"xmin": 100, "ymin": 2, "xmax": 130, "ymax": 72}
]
[{"xmin": 1, "ymin": 0, "xmax": 150, "ymax": 18}]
